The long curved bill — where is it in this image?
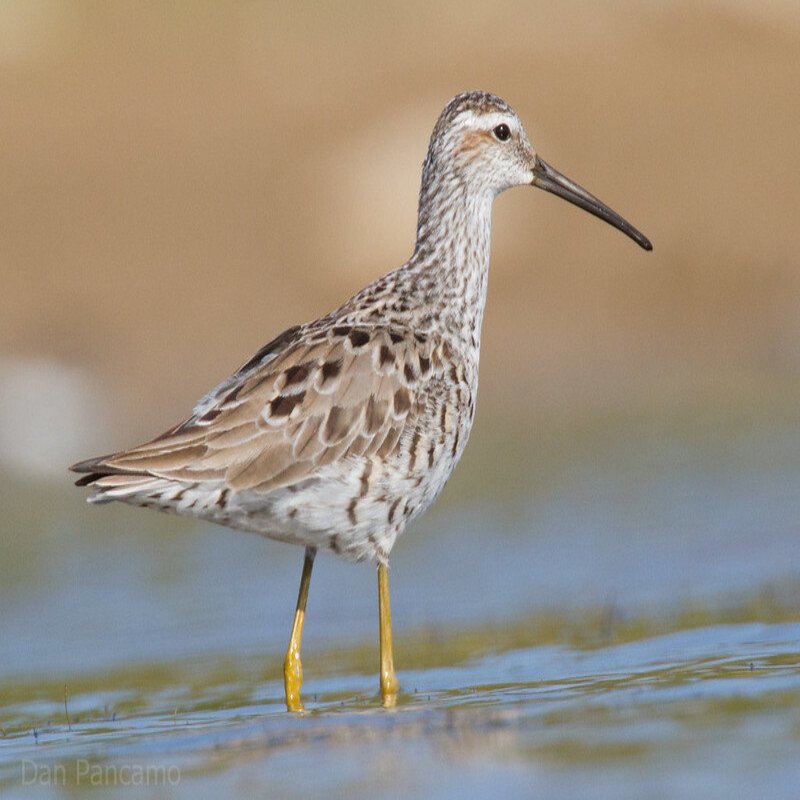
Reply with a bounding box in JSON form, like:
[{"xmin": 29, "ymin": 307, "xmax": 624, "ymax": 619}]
[{"xmin": 532, "ymin": 156, "xmax": 652, "ymax": 251}]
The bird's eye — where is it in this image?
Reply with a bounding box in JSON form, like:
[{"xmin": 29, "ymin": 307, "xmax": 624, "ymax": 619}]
[{"xmin": 493, "ymin": 124, "xmax": 511, "ymax": 142}]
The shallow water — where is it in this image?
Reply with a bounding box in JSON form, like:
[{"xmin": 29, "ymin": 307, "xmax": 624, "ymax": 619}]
[{"xmin": 1, "ymin": 402, "xmax": 799, "ymax": 798}]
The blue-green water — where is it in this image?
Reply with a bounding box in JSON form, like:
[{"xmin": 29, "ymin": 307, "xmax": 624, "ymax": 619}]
[{"xmin": 1, "ymin": 404, "xmax": 799, "ymax": 798}]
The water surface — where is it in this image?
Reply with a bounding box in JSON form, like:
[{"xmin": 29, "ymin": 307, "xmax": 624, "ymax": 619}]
[{"xmin": 1, "ymin": 403, "xmax": 799, "ymax": 798}]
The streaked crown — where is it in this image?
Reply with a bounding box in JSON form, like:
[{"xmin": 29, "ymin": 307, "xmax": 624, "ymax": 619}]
[{"xmin": 422, "ymin": 91, "xmax": 537, "ymax": 196}]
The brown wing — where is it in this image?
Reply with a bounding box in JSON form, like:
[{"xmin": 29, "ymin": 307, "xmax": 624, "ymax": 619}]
[{"xmin": 71, "ymin": 326, "xmax": 429, "ymax": 494}]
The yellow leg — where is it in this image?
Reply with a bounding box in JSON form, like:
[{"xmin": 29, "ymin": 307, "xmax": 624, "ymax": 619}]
[
  {"xmin": 378, "ymin": 561, "xmax": 399, "ymax": 707},
  {"xmin": 284, "ymin": 546, "xmax": 316, "ymax": 713}
]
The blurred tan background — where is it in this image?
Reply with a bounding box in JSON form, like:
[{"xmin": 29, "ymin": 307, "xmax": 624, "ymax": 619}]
[{"xmin": 1, "ymin": 1, "xmax": 799, "ymax": 478}]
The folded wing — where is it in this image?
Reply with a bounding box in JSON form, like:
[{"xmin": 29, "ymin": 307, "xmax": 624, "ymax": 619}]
[{"xmin": 71, "ymin": 325, "xmax": 427, "ymax": 495}]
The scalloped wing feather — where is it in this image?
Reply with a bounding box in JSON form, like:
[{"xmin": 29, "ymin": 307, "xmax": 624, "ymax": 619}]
[{"xmin": 72, "ymin": 327, "xmax": 429, "ymax": 495}]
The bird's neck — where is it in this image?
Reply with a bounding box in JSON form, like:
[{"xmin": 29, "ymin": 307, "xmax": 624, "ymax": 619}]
[{"xmin": 404, "ymin": 173, "xmax": 495, "ymax": 350}]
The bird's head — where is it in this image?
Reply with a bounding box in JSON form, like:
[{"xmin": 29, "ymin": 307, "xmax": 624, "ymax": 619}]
[{"xmin": 426, "ymin": 91, "xmax": 652, "ymax": 250}]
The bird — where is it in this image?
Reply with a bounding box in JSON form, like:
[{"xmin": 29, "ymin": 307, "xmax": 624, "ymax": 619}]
[{"xmin": 70, "ymin": 91, "xmax": 652, "ymax": 712}]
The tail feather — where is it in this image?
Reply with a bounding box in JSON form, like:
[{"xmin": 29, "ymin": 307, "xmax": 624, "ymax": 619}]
[
  {"xmin": 71, "ymin": 455, "xmax": 138, "ymax": 480},
  {"xmin": 70, "ymin": 454, "xmax": 146, "ymax": 491},
  {"xmin": 74, "ymin": 471, "xmax": 108, "ymax": 487},
  {"xmin": 88, "ymin": 476, "xmax": 172, "ymax": 504},
  {"xmin": 70, "ymin": 453, "xmax": 225, "ymax": 514},
  {"xmin": 69, "ymin": 452, "xmax": 157, "ymax": 503}
]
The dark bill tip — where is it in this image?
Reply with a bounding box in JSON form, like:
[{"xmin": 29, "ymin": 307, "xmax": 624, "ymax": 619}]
[{"xmin": 532, "ymin": 157, "xmax": 652, "ymax": 251}]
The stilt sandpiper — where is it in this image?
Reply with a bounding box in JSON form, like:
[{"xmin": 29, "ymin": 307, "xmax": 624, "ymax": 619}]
[{"xmin": 71, "ymin": 91, "xmax": 652, "ymax": 711}]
